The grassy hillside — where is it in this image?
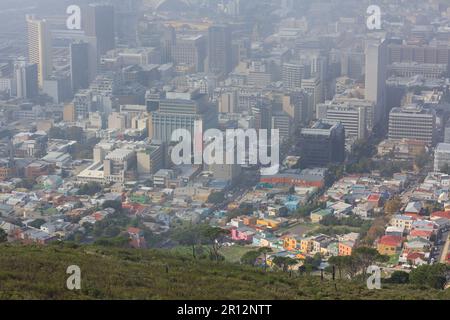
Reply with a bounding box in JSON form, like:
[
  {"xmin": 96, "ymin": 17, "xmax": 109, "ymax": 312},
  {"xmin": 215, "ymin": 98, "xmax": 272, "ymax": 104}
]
[{"xmin": 0, "ymin": 244, "xmax": 449, "ymax": 300}]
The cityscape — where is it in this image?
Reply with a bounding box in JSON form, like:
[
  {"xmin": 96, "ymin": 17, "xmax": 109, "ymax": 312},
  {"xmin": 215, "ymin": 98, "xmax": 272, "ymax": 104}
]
[{"xmin": 0, "ymin": 0, "xmax": 449, "ymax": 302}]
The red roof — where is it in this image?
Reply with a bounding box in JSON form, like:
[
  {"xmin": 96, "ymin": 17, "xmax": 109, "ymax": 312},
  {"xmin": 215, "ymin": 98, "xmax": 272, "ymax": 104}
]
[
  {"xmin": 410, "ymin": 229, "xmax": 433, "ymax": 238},
  {"xmin": 367, "ymin": 194, "xmax": 381, "ymax": 202},
  {"xmin": 407, "ymin": 252, "xmax": 425, "ymax": 261},
  {"xmin": 404, "ymin": 213, "xmax": 420, "ymax": 219},
  {"xmin": 431, "ymin": 211, "xmax": 450, "ymax": 220},
  {"xmin": 379, "ymin": 235, "xmax": 403, "ymax": 247}
]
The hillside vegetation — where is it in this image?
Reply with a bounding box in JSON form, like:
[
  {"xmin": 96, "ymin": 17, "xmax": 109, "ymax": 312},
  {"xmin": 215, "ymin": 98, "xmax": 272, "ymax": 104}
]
[{"xmin": 0, "ymin": 244, "xmax": 449, "ymax": 300}]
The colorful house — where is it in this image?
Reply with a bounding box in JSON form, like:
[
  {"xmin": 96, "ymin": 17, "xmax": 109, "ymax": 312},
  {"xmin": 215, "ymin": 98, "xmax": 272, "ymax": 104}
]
[
  {"xmin": 377, "ymin": 235, "xmax": 403, "ymax": 256},
  {"xmin": 338, "ymin": 240, "xmax": 355, "ymax": 256}
]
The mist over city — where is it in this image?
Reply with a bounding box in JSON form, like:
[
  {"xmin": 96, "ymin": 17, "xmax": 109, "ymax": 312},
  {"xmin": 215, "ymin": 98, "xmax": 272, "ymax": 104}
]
[{"xmin": 0, "ymin": 0, "xmax": 449, "ymax": 306}]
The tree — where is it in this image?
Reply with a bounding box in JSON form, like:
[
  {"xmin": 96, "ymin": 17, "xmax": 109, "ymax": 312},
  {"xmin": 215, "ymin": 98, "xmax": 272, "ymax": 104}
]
[
  {"xmin": 102, "ymin": 200, "xmax": 122, "ymax": 212},
  {"xmin": 0, "ymin": 229, "xmax": 7, "ymax": 243},
  {"xmin": 272, "ymin": 256, "xmax": 297, "ymax": 272},
  {"xmin": 29, "ymin": 219, "xmax": 46, "ymax": 229},
  {"xmin": 201, "ymin": 226, "xmax": 229, "ymax": 261},
  {"xmin": 353, "ymin": 246, "xmax": 386, "ymax": 277},
  {"xmin": 328, "ymin": 256, "xmax": 347, "ymax": 279},
  {"xmin": 384, "ymin": 197, "xmax": 402, "ymax": 216},
  {"xmin": 207, "ymin": 192, "xmax": 226, "ymax": 204},
  {"xmin": 172, "ymin": 224, "xmax": 204, "ymax": 259},
  {"xmin": 240, "ymin": 250, "xmax": 261, "ymax": 266},
  {"xmin": 389, "ymin": 271, "xmax": 409, "ymax": 284},
  {"xmin": 410, "ymin": 264, "xmax": 449, "ymax": 289},
  {"xmin": 77, "ymin": 182, "xmax": 102, "ymax": 196},
  {"xmin": 414, "ymin": 151, "xmax": 429, "ymax": 170},
  {"xmin": 258, "ymin": 247, "xmax": 273, "ymax": 272}
]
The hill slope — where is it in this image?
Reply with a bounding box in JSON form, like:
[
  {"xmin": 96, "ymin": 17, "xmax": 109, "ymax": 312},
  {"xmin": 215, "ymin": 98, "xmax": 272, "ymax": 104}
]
[{"xmin": 0, "ymin": 244, "xmax": 448, "ymax": 300}]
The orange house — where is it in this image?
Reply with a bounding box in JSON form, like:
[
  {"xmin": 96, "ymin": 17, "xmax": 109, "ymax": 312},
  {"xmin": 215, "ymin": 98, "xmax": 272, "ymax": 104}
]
[
  {"xmin": 283, "ymin": 236, "xmax": 301, "ymax": 251},
  {"xmin": 338, "ymin": 241, "xmax": 355, "ymax": 256}
]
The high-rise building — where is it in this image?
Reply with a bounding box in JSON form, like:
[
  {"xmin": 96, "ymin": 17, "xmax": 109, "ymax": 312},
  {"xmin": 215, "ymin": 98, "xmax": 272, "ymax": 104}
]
[
  {"xmin": 365, "ymin": 39, "xmax": 387, "ymax": 127},
  {"xmin": 151, "ymin": 89, "xmax": 218, "ymax": 142},
  {"xmin": 388, "ymin": 104, "xmax": 436, "ymax": 145},
  {"xmin": 208, "ymin": 25, "xmax": 232, "ymax": 75},
  {"xmin": 434, "ymin": 143, "xmax": 450, "ymax": 172},
  {"xmin": 301, "ymin": 77, "xmax": 323, "ymax": 121},
  {"xmin": 218, "ymin": 89, "xmax": 238, "ymax": 114},
  {"xmin": 316, "ymin": 101, "xmax": 369, "ymax": 140},
  {"xmin": 84, "ymin": 4, "xmax": 115, "ymax": 55},
  {"xmin": 137, "ymin": 143, "xmax": 165, "ymax": 176},
  {"xmin": 70, "ymin": 42, "xmax": 90, "ymax": 93},
  {"xmin": 172, "ymin": 34, "xmax": 207, "ymax": 73},
  {"xmin": 73, "ymin": 90, "xmax": 92, "ymax": 120},
  {"xmin": 161, "ymin": 26, "xmax": 176, "ymax": 64},
  {"xmin": 299, "ymin": 119, "xmax": 345, "ymax": 167},
  {"xmin": 26, "ymin": 15, "xmax": 53, "ymax": 88},
  {"xmin": 282, "ymin": 63, "xmax": 305, "ymax": 91},
  {"xmin": 15, "ymin": 61, "xmax": 38, "ymax": 99},
  {"xmin": 272, "ymin": 111, "xmax": 293, "ymax": 142},
  {"xmin": 282, "ymin": 91, "xmax": 308, "ymax": 125}
]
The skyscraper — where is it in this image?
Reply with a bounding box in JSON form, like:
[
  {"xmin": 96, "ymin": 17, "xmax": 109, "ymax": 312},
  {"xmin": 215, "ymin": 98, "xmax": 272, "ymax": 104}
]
[
  {"xmin": 70, "ymin": 42, "xmax": 90, "ymax": 93},
  {"xmin": 365, "ymin": 39, "xmax": 387, "ymax": 128},
  {"xmin": 26, "ymin": 15, "xmax": 53, "ymax": 88},
  {"xmin": 208, "ymin": 24, "xmax": 232, "ymax": 75},
  {"xmin": 15, "ymin": 61, "xmax": 38, "ymax": 99},
  {"xmin": 84, "ymin": 4, "xmax": 115, "ymax": 56},
  {"xmin": 299, "ymin": 119, "xmax": 345, "ymax": 167}
]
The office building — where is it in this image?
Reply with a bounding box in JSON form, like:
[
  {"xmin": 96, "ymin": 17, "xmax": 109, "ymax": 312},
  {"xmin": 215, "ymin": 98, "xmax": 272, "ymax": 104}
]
[
  {"xmin": 137, "ymin": 143, "xmax": 165, "ymax": 176},
  {"xmin": 208, "ymin": 25, "xmax": 233, "ymax": 75},
  {"xmin": 172, "ymin": 34, "xmax": 207, "ymax": 72},
  {"xmin": 388, "ymin": 104, "xmax": 436, "ymax": 145},
  {"xmin": 365, "ymin": 39, "xmax": 387, "ymax": 126},
  {"xmin": 434, "ymin": 143, "xmax": 450, "ymax": 172},
  {"xmin": 316, "ymin": 101, "xmax": 369, "ymax": 140},
  {"xmin": 272, "ymin": 111, "xmax": 293, "ymax": 142},
  {"xmin": 70, "ymin": 42, "xmax": 90, "ymax": 93},
  {"xmin": 26, "ymin": 16, "xmax": 53, "ymax": 87},
  {"xmin": 282, "ymin": 63, "xmax": 305, "ymax": 91},
  {"xmin": 300, "ymin": 119, "xmax": 345, "ymax": 167},
  {"xmin": 301, "ymin": 77, "xmax": 323, "ymax": 121},
  {"xmin": 151, "ymin": 89, "xmax": 218, "ymax": 142},
  {"xmin": 15, "ymin": 61, "xmax": 38, "ymax": 99},
  {"xmin": 84, "ymin": 4, "xmax": 115, "ymax": 55}
]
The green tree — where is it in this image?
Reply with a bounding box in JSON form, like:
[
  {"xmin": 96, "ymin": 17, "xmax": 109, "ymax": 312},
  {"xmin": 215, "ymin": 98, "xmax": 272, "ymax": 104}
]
[
  {"xmin": 240, "ymin": 250, "xmax": 261, "ymax": 266},
  {"xmin": 102, "ymin": 200, "xmax": 123, "ymax": 212},
  {"xmin": 258, "ymin": 247, "xmax": 273, "ymax": 272},
  {"xmin": 172, "ymin": 224, "xmax": 205, "ymax": 259},
  {"xmin": 410, "ymin": 264, "xmax": 449, "ymax": 289},
  {"xmin": 389, "ymin": 271, "xmax": 409, "ymax": 284},
  {"xmin": 0, "ymin": 229, "xmax": 7, "ymax": 243},
  {"xmin": 207, "ymin": 192, "xmax": 226, "ymax": 204},
  {"xmin": 201, "ymin": 226, "xmax": 229, "ymax": 261}
]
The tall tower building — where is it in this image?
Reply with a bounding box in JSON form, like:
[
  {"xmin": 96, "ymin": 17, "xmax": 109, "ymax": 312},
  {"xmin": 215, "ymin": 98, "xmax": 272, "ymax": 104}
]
[
  {"xmin": 365, "ymin": 39, "xmax": 387, "ymax": 128},
  {"xmin": 84, "ymin": 4, "xmax": 115, "ymax": 55},
  {"xmin": 208, "ymin": 25, "xmax": 233, "ymax": 75},
  {"xmin": 70, "ymin": 42, "xmax": 90, "ymax": 93},
  {"xmin": 15, "ymin": 60, "xmax": 38, "ymax": 99},
  {"xmin": 26, "ymin": 15, "xmax": 53, "ymax": 88}
]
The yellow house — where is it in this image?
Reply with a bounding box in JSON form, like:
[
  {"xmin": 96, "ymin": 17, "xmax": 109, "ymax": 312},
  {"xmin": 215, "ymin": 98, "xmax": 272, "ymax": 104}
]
[
  {"xmin": 300, "ymin": 238, "xmax": 313, "ymax": 253},
  {"xmin": 283, "ymin": 236, "xmax": 301, "ymax": 251},
  {"xmin": 257, "ymin": 218, "xmax": 280, "ymax": 229}
]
